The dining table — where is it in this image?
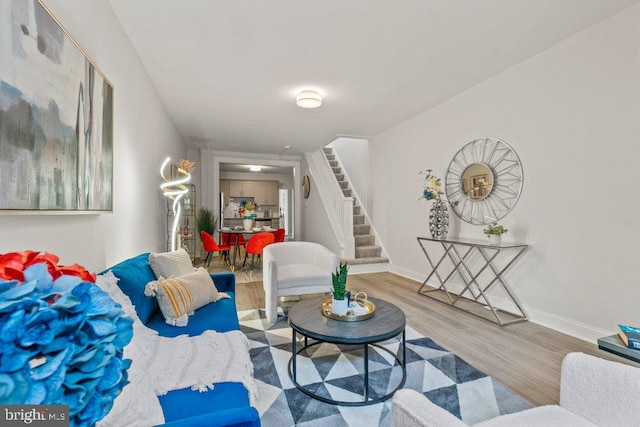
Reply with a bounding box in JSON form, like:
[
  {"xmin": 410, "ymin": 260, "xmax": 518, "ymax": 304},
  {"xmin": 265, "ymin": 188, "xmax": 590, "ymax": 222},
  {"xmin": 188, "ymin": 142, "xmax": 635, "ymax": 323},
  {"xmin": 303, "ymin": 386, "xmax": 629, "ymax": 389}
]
[{"xmin": 218, "ymin": 228, "xmax": 277, "ymax": 271}]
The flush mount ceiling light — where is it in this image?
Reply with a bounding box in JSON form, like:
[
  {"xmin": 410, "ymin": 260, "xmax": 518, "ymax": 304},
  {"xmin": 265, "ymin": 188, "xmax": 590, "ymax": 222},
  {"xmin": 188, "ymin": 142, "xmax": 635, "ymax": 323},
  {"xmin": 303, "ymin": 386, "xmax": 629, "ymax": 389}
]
[
  {"xmin": 249, "ymin": 165, "xmax": 262, "ymax": 172},
  {"xmin": 296, "ymin": 90, "xmax": 322, "ymax": 108}
]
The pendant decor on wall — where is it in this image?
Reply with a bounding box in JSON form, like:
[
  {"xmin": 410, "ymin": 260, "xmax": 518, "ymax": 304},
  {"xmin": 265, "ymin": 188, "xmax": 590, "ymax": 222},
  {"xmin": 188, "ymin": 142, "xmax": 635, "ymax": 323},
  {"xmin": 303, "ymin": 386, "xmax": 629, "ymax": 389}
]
[
  {"xmin": 0, "ymin": 0, "xmax": 113, "ymax": 213},
  {"xmin": 429, "ymin": 198, "xmax": 449, "ymax": 239}
]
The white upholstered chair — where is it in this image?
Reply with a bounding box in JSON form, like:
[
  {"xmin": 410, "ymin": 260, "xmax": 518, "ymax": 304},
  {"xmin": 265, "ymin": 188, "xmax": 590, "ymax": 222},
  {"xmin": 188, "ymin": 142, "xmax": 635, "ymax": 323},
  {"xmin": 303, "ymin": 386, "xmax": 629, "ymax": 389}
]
[
  {"xmin": 262, "ymin": 242, "xmax": 340, "ymax": 323},
  {"xmin": 391, "ymin": 352, "xmax": 640, "ymax": 427}
]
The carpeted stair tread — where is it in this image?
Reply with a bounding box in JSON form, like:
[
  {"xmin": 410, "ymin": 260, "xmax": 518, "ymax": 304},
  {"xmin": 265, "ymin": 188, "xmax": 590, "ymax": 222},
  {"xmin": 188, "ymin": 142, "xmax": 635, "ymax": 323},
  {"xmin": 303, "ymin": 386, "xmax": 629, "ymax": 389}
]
[
  {"xmin": 325, "ymin": 154, "xmax": 335, "ymax": 160},
  {"xmin": 332, "ymin": 167, "xmax": 341, "ymax": 174},
  {"xmin": 342, "ymin": 188, "xmax": 352, "ymax": 197},
  {"xmin": 329, "ymin": 160, "xmax": 338, "ymax": 167},
  {"xmin": 353, "ymin": 205, "xmax": 360, "ymax": 214},
  {"xmin": 355, "ymin": 235, "xmax": 375, "ymax": 246},
  {"xmin": 323, "ymin": 147, "xmax": 332, "ymax": 154},
  {"xmin": 339, "ymin": 181, "xmax": 349, "ymax": 189},
  {"xmin": 353, "ymin": 214, "xmax": 365, "ymax": 225},
  {"xmin": 353, "ymin": 224, "xmax": 370, "ymax": 235},
  {"xmin": 355, "ymin": 245, "xmax": 382, "ymax": 258},
  {"xmin": 334, "ymin": 174, "xmax": 344, "ymax": 181}
]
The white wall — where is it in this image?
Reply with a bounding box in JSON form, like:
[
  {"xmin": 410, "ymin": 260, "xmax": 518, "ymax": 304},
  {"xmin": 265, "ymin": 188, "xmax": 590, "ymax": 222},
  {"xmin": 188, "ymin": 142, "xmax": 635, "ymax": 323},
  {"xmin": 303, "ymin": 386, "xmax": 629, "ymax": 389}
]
[
  {"xmin": 370, "ymin": 5, "xmax": 640, "ymax": 342},
  {"xmin": 301, "ymin": 159, "xmax": 342, "ymax": 254},
  {"xmin": 0, "ymin": 0, "xmax": 185, "ymax": 272},
  {"xmin": 330, "ymin": 137, "xmax": 372, "ymax": 215}
]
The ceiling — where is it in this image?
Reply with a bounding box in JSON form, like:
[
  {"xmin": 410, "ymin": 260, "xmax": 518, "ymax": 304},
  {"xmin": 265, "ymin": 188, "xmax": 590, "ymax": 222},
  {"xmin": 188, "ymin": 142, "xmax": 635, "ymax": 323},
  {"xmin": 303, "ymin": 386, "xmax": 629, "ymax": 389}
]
[{"xmin": 109, "ymin": 0, "xmax": 638, "ymax": 156}]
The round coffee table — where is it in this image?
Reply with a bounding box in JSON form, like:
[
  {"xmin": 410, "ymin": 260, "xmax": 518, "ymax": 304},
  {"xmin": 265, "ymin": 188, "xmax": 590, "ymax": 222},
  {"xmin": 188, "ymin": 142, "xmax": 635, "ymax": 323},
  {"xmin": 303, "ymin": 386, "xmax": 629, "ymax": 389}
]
[{"xmin": 287, "ymin": 295, "xmax": 406, "ymax": 406}]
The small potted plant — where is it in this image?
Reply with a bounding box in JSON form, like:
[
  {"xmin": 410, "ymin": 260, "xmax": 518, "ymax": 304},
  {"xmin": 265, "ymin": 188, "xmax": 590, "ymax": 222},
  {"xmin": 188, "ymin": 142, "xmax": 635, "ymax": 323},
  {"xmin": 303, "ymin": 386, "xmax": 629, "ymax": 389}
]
[
  {"xmin": 484, "ymin": 223, "xmax": 508, "ymax": 245},
  {"xmin": 331, "ymin": 262, "xmax": 349, "ymax": 315}
]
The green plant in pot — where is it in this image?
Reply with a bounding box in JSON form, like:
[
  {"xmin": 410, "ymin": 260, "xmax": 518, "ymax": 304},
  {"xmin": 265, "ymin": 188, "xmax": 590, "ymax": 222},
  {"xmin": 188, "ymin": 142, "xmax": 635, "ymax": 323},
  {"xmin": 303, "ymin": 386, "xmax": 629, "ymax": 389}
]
[
  {"xmin": 484, "ymin": 223, "xmax": 508, "ymax": 245},
  {"xmin": 197, "ymin": 208, "xmax": 216, "ymax": 237},
  {"xmin": 331, "ymin": 262, "xmax": 349, "ymax": 315}
]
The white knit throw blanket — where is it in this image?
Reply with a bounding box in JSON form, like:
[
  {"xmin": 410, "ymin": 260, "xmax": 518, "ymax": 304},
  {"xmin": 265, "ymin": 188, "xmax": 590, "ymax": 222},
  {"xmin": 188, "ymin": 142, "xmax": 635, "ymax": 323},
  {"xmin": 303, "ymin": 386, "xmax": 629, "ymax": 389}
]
[
  {"xmin": 127, "ymin": 305, "xmax": 257, "ymax": 405},
  {"xmin": 146, "ymin": 328, "xmax": 257, "ymax": 403},
  {"xmin": 97, "ymin": 271, "xmax": 257, "ymax": 406}
]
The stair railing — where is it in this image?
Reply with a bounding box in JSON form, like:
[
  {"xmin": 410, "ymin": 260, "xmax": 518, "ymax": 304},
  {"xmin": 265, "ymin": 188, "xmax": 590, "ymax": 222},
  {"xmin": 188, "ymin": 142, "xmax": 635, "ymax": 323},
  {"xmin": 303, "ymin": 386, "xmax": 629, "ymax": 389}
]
[{"xmin": 306, "ymin": 150, "xmax": 355, "ymax": 259}]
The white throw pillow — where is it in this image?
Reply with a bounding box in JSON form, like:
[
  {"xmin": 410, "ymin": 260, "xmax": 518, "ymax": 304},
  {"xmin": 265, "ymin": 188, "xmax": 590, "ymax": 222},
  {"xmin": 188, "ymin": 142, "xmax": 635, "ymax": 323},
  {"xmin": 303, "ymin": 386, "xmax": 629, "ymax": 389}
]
[
  {"xmin": 149, "ymin": 248, "xmax": 194, "ymax": 279},
  {"xmin": 144, "ymin": 267, "xmax": 225, "ymax": 327}
]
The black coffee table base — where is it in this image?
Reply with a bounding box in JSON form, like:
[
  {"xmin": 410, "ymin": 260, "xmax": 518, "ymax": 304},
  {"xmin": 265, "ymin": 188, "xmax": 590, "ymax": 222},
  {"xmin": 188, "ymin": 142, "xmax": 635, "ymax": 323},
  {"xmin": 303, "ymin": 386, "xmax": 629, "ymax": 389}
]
[{"xmin": 287, "ymin": 331, "xmax": 407, "ymax": 406}]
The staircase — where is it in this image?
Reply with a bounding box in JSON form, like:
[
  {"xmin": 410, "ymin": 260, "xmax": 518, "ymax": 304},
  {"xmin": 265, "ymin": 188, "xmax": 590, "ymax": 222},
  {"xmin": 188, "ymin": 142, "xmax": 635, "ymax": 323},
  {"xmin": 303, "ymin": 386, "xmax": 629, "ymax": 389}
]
[{"xmin": 323, "ymin": 147, "xmax": 389, "ymax": 266}]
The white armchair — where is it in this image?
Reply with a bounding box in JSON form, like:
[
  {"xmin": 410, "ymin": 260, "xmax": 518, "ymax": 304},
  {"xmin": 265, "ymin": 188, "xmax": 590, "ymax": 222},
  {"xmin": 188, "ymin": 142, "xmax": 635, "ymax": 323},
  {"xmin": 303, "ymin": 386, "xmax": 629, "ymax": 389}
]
[
  {"xmin": 392, "ymin": 352, "xmax": 640, "ymax": 427},
  {"xmin": 262, "ymin": 242, "xmax": 340, "ymax": 323}
]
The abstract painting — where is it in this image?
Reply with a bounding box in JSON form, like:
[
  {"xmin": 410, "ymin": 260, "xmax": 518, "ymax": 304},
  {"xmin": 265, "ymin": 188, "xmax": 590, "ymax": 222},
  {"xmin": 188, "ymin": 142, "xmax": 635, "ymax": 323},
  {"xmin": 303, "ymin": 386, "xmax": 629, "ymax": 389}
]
[{"xmin": 0, "ymin": 0, "xmax": 113, "ymax": 212}]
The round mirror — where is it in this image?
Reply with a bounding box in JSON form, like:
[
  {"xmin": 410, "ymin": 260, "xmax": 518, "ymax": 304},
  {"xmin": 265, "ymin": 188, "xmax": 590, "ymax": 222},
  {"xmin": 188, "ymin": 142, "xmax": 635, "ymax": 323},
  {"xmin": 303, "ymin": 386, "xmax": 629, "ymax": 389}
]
[
  {"xmin": 445, "ymin": 138, "xmax": 523, "ymax": 225},
  {"xmin": 461, "ymin": 163, "xmax": 494, "ymax": 201}
]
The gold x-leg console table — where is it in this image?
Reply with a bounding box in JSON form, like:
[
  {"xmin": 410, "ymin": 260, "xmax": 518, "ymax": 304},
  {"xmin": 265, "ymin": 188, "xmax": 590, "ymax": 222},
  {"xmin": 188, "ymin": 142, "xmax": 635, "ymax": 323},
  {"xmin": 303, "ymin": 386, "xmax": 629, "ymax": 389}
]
[{"xmin": 417, "ymin": 237, "xmax": 529, "ymax": 326}]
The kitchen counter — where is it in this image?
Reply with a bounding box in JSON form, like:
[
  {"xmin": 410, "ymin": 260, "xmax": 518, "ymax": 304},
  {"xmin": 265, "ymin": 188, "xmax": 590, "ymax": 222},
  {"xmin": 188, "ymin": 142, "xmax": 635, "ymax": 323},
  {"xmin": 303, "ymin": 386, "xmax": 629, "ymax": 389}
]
[{"xmin": 225, "ymin": 217, "xmax": 281, "ymax": 228}]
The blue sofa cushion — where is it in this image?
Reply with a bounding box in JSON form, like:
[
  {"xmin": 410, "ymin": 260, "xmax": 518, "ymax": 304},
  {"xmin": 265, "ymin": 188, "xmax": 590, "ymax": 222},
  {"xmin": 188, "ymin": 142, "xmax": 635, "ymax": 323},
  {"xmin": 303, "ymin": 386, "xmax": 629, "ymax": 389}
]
[
  {"xmin": 209, "ymin": 272, "xmax": 236, "ymax": 293},
  {"xmin": 105, "ymin": 252, "xmax": 158, "ymax": 323},
  {"xmin": 158, "ymin": 382, "xmax": 259, "ymax": 426},
  {"xmin": 146, "ymin": 291, "xmax": 240, "ymax": 335}
]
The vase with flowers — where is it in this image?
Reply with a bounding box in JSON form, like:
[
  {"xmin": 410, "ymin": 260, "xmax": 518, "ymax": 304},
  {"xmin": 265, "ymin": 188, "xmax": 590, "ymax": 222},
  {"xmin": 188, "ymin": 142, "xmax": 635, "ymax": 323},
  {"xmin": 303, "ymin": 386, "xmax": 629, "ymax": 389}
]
[
  {"xmin": 240, "ymin": 200, "xmax": 258, "ymax": 230},
  {"xmin": 420, "ymin": 169, "xmax": 449, "ymax": 239}
]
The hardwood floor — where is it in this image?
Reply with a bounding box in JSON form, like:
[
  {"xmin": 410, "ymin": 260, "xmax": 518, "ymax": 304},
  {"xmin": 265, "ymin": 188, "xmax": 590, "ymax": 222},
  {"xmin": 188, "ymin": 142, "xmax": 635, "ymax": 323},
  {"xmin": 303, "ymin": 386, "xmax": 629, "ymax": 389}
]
[{"xmin": 236, "ymin": 272, "xmax": 634, "ymax": 407}]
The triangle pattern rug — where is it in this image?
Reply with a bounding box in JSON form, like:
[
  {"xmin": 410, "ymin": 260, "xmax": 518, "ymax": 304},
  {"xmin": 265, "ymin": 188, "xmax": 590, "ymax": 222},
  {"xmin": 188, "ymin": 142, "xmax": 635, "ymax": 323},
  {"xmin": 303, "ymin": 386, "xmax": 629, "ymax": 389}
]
[{"xmin": 239, "ymin": 308, "xmax": 531, "ymax": 427}]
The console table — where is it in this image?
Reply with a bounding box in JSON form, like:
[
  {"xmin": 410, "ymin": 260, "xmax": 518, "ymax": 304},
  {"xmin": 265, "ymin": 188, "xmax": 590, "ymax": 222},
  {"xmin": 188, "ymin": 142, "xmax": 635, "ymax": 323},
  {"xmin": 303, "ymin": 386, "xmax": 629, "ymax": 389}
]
[{"xmin": 417, "ymin": 237, "xmax": 529, "ymax": 326}]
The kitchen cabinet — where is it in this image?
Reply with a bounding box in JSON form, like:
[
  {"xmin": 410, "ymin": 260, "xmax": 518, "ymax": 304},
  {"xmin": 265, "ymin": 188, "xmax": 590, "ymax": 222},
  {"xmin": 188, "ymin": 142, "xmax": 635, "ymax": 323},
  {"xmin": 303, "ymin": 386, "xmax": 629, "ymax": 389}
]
[
  {"xmin": 229, "ymin": 180, "xmax": 255, "ymax": 198},
  {"xmin": 224, "ymin": 179, "xmax": 278, "ymax": 204},
  {"xmin": 241, "ymin": 181, "xmax": 255, "ymax": 197},
  {"xmin": 254, "ymin": 181, "xmax": 279, "ymax": 205},
  {"xmin": 219, "ymin": 179, "xmax": 230, "ymax": 206}
]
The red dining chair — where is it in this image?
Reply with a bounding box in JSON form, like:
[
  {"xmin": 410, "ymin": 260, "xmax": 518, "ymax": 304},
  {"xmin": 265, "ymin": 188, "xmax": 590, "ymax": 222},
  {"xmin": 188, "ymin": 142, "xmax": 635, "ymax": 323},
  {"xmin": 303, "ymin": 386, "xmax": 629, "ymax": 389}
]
[
  {"xmin": 222, "ymin": 233, "xmax": 246, "ymax": 252},
  {"xmin": 242, "ymin": 232, "xmax": 275, "ymax": 269},
  {"xmin": 272, "ymin": 228, "xmax": 285, "ymax": 243},
  {"xmin": 201, "ymin": 231, "xmax": 230, "ymax": 268}
]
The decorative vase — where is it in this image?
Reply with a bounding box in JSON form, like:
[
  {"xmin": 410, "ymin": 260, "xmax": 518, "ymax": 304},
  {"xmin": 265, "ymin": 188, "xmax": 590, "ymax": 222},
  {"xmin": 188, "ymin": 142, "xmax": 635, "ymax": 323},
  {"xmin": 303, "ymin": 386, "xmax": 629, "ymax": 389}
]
[
  {"xmin": 429, "ymin": 198, "xmax": 449, "ymax": 239},
  {"xmin": 332, "ymin": 297, "xmax": 349, "ymax": 316},
  {"xmin": 243, "ymin": 217, "xmax": 253, "ymax": 231},
  {"xmin": 488, "ymin": 234, "xmax": 502, "ymax": 245}
]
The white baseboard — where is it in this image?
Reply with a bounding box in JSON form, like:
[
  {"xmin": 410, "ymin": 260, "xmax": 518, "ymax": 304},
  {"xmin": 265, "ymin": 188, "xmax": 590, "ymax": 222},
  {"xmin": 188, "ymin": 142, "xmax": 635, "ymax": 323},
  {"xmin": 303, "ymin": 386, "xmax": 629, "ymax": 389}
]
[
  {"xmin": 527, "ymin": 308, "xmax": 613, "ymax": 344},
  {"xmin": 388, "ymin": 263, "xmax": 611, "ymax": 345}
]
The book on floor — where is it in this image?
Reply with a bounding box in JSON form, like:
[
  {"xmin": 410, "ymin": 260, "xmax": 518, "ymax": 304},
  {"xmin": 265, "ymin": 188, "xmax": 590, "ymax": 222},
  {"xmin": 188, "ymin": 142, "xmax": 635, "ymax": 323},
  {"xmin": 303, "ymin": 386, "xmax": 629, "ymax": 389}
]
[{"xmin": 618, "ymin": 325, "xmax": 640, "ymax": 350}]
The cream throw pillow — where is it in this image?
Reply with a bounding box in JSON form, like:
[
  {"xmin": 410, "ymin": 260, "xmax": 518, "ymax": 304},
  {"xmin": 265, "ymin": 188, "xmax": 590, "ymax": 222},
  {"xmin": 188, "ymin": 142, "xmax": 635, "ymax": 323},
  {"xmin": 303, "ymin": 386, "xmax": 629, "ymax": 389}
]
[
  {"xmin": 144, "ymin": 267, "xmax": 228, "ymax": 327},
  {"xmin": 149, "ymin": 248, "xmax": 194, "ymax": 279}
]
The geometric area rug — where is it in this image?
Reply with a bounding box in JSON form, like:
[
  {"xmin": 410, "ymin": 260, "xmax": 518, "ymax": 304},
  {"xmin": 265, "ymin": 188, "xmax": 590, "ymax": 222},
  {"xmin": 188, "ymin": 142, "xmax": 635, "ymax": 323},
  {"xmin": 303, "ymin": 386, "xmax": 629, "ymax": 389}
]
[{"xmin": 238, "ymin": 308, "xmax": 531, "ymax": 427}]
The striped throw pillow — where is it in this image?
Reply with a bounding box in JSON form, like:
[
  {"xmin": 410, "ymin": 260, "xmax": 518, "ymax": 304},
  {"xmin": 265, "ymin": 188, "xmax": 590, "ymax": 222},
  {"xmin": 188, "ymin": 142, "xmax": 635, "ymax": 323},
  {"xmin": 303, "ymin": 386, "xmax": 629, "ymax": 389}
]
[{"xmin": 145, "ymin": 268, "xmax": 219, "ymax": 326}]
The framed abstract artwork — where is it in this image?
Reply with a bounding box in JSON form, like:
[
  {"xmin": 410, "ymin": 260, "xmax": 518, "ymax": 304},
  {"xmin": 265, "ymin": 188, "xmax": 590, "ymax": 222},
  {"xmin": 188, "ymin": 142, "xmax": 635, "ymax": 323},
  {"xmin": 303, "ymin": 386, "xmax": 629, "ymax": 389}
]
[{"xmin": 0, "ymin": 0, "xmax": 113, "ymax": 213}]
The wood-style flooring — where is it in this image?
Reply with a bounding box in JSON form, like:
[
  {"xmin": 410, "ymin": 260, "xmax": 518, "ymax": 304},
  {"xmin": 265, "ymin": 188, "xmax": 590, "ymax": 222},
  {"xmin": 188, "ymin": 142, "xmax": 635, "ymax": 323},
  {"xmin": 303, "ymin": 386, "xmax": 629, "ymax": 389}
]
[{"xmin": 235, "ymin": 271, "xmax": 635, "ymax": 407}]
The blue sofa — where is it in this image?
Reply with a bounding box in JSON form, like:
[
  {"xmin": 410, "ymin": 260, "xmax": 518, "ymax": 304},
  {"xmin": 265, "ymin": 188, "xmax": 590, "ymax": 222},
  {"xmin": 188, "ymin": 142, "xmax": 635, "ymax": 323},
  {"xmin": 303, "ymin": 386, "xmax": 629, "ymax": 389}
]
[{"xmin": 107, "ymin": 253, "xmax": 260, "ymax": 427}]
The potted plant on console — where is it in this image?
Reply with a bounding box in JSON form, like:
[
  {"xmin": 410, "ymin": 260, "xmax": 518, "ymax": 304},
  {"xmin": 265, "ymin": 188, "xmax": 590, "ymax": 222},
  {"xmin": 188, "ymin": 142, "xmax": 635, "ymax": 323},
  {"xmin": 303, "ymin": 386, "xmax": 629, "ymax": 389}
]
[
  {"xmin": 331, "ymin": 262, "xmax": 349, "ymax": 315},
  {"xmin": 484, "ymin": 223, "xmax": 508, "ymax": 245}
]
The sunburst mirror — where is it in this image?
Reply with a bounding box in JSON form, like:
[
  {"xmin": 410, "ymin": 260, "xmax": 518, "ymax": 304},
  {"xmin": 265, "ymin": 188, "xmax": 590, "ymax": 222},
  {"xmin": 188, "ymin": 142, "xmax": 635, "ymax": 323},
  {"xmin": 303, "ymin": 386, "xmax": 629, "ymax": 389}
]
[{"xmin": 445, "ymin": 138, "xmax": 523, "ymax": 225}]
